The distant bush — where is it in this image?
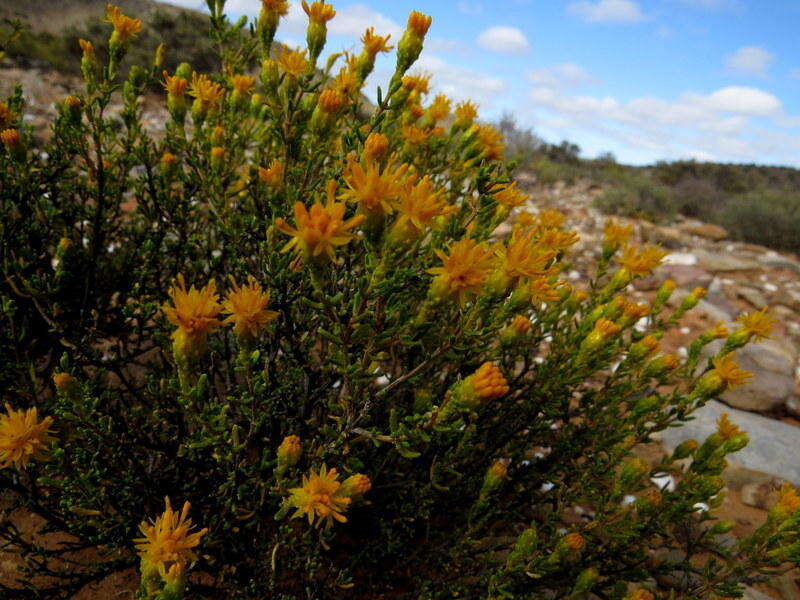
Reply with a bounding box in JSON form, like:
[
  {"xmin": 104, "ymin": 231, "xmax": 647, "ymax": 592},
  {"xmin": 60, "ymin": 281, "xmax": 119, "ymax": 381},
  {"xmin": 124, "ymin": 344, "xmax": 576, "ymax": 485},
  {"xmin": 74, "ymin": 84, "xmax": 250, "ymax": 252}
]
[
  {"xmin": 721, "ymin": 190, "xmax": 800, "ymax": 252},
  {"xmin": 594, "ymin": 173, "xmax": 675, "ymax": 222}
]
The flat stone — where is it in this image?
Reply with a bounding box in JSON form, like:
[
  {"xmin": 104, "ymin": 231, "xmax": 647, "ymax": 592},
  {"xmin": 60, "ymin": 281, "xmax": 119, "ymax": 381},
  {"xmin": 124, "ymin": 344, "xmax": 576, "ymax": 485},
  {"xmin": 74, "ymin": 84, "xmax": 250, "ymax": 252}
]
[
  {"xmin": 721, "ymin": 340, "xmax": 797, "ymax": 413},
  {"xmin": 686, "ymin": 223, "xmax": 728, "ymax": 241},
  {"xmin": 660, "ymin": 400, "xmax": 800, "ymax": 485},
  {"xmin": 659, "ymin": 265, "xmax": 713, "ymax": 289},
  {"xmin": 694, "ymin": 249, "xmax": 760, "ymax": 272},
  {"xmin": 736, "ymin": 287, "xmax": 769, "ymax": 310}
]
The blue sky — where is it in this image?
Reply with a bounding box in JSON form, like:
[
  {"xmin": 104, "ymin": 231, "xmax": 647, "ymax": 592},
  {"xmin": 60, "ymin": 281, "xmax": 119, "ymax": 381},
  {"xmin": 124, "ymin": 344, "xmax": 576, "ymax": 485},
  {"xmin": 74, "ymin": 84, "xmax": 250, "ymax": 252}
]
[{"xmin": 166, "ymin": 0, "xmax": 800, "ymax": 166}]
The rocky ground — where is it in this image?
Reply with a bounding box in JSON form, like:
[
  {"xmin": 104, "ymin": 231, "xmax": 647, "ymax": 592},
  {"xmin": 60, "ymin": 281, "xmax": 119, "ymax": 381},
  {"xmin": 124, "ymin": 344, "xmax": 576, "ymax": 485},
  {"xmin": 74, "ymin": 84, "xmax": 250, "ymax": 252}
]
[
  {"xmin": 4, "ymin": 58, "xmax": 800, "ymax": 598},
  {"xmin": 517, "ymin": 175, "xmax": 800, "ymax": 600}
]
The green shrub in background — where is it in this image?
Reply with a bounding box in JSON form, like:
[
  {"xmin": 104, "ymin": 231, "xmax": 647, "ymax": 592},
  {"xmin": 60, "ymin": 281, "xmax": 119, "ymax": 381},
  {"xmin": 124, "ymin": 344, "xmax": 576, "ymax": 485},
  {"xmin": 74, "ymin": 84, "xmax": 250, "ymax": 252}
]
[
  {"xmin": 1, "ymin": 2, "xmax": 800, "ymax": 599},
  {"xmin": 594, "ymin": 172, "xmax": 676, "ymax": 222}
]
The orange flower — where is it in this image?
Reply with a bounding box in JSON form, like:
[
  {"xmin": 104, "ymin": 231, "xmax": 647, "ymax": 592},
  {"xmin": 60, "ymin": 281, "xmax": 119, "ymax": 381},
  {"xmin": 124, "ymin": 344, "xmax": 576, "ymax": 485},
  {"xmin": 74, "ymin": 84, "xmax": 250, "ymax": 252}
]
[
  {"xmin": 258, "ymin": 159, "xmax": 284, "ymax": 187},
  {"xmin": 275, "ymin": 183, "xmax": 365, "ymax": 261},
  {"xmin": 302, "ymin": 0, "xmax": 336, "ymax": 23},
  {"xmin": 286, "ymin": 465, "xmax": 351, "ymax": 527},
  {"xmin": 490, "ymin": 181, "xmax": 529, "ymax": 211},
  {"xmin": 494, "ymin": 229, "xmax": 555, "ymax": 287},
  {"xmin": 716, "ymin": 413, "xmax": 745, "ymax": 441},
  {"xmin": 277, "ymin": 49, "xmax": 310, "ymax": 77},
  {"xmin": 390, "ymin": 175, "xmax": 455, "ymax": 241},
  {"xmin": 406, "ymin": 10, "xmax": 433, "ymax": 37},
  {"xmin": 428, "ymin": 237, "xmax": 495, "ymax": 305},
  {"xmin": 222, "ymin": 277, "xmax": 279, "ymax": 340},
  {"xmin": 736, "ymin": 307, "xmax": 774, "ymax": 341},
  {"xmin": 477, "ymin": 124, "xmax": 504, "ymax": 161},
  {"xmin": 468, "ymin": 362, "xmax": 510, "ymax": 402},
  {"xmin": 135, "ymin": 498, "xmax": 208, "ymax": 577},
  {"xmin": 162, "ymin": 275, "xmax": 222, "ymax": 359},
  {"xmin": 0, "ymin": 404, "xmax": 55, "ymax": 469},
  {"xmin": 162, "ymin": 71, "xmax": 188, "ymax": 96},
  {"xmin": 711, "ymin": 353, "xmax": 753, "ymax": 390},
  {"xmin": 261, "ymin": 0, "xmax": 290, "ymax": 14},
  {"xmin": 426, "ymin": 94, "xmax": 451, "ymax": 123},
  {"xmin": 361, "ymin": 28, "xmax": 393, "ymax": 56},
  {"xmin": 105, "ymin": 4, "xmax": 142, "ymax": 45},
  {"xmin": 188, "ymin": 73, "xmax": 225, "ymax": 110},
  {"xmin": 340, "ymin": 156, "xmax": 408, "ymax": 219},
  {"xmin": 364, "ymin": 132, "xmax": 390, "ymax": 160},
  {"xmin": 402, "ymin": 74, "xmax": 431, "ymax": 95},
  {"xmin": 230, "ymin": 74, "xmax": 256, "ymax": 96},
  {"xmin": 616, "ymin": 244, "xmax": 668, "ymax": 278},
  {"xmin": 317, "ymin": 88, "xmax": 345, "ymax": 114},
  {"xmin": 454, "ymin": 101, "xmax": 478, "ymax": 127}
]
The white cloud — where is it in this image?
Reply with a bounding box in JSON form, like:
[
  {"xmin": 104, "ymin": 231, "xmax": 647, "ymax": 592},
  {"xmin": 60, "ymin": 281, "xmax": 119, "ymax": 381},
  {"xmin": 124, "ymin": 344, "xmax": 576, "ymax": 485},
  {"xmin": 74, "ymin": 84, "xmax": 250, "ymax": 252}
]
[
  {"xmin": 277, "ymin": 3, "xmax": 401, "ymax": 38},
  {"xmin": 725, "ymin": 46, "xmax": 774, "ymax": 77},
  {"xmin": 414, "ymin": 55, "xmax": 506, "ymax": 106},
  {"xmin": 476, "ymin": 26, "xmax": 531, "ymax": 54},
  {"xmin": 528, "ymin": 63, "xmax": 594, "ymax": 88},
  {"xmin": 567, "ymin": 0, "xmax": 646, "ymax": 23},
  {"xmin": 701, "ymin": 86, "xmax": 781, "ymax": 115},
  {"xmin": 526, "ymin": 82, "xmax": 796, "ymax": 165}
]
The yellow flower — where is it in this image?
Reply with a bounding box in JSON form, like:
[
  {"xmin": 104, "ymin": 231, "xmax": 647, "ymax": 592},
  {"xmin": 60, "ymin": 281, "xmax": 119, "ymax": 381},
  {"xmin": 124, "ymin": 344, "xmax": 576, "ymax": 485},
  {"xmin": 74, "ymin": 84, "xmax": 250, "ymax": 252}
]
[
  {"xmin": 361, "ymin": 28, "xmax": 393, "ymax": 56},
  {"xmin": 230, "ymin": 74, "xmax": 256, "ymax": 96},
  {"xmin": 302, "ymin": 0, "xmax": 336, "ymax": 24},
  {"xmin": 334, "ymin": 64, "xmax": 361, "ymax": 96},
  {"xmin": 615, "ymin": 244, "xmax": 668, "ymax": 278},
  {"xmin": 105, "ymin": 4, "xmax": 143, "ymax": 45},
  {"xmin": 341, "ymin": 156, "xmax": 408, "ymax": 219},
  {"xmin": 467, "ymin": 362, "xmax": 510, "ymax": 402},
  {"xmin": 490, "ymin": 181, "xmax": 528, "ymax": 211},
  {"xmin": 537, "ymin": 209, "xmax": 566, "ymax": 230},
  {"xmin": 1, "ymin": 129, "xmax": 21, "ymax": 150},
  {"xmin": 0, "ymin": 404, "xmax": 55, "ymax": 469},
  {"xmin": 317, "ymin": 88, "xmax": 345, "ymax": 114},
  {"xmin": 537, "ymin": 228, "xmax": 580, "ymax": 252},
  {"xmin": 162, "ymin": 275, "xmax": 222, "ymax": 359},
  {"xmin": 135, "ymin": 498, "xmax": 208, "ymax": 577},
  {"xmin": 261, "ymin": 0, "xmax": 290, "ymax": 15},
  {"xmin": 775, "ymin": 483, "xmax": 800, "ymax": 516},
  {"xmin": 716, "ymin": 413, "xmax": 745, "ymax": 441},
  {"xmin": 709, "ymin": 322, "xmax": 729, "ymax": 339},
  {"xmin": 53, "ymin": 372, "xmax": 76, "ymax": 393},
  {"xmin": 222, "ymin": 277, "xmax": 279, "ymax": 341},
  {"xmin": 275, "ymin": 185, "xmax": 365, "ymax": 261},
  {"xmin": 188, "ymin": 73, "xmax": 225, "ymax": 111},
  {"xmin": 78, "ymin": 38, "xmax": 95, "ymax": 56},
  {"xmin": 402, "ymin": 74, "xmax": 431, "ymax": 95},
  {"xmin": 509, "ymin": 315, "xmax": 532, "ymax": 335},
  {"xmin": 454, "ymin": 101, "xmax": 478, "ymax": 127},
  {"xmin": 528, "ymin": 277, "xmax": 562, "ymax": 304},
  {"xmin": 622, "ymin": 300, "xmax": 651, "ymax": 324},
  {"xmin": 364, "ymin": 132, "xmax": 390, "ymax": 160},
  {"xmin": 712, "ymin": 353, "xmax": 753, "ymax": 390},
  {"xmin": 426, "ymin": 94, "xmax": 451, "ymax": 123},
  {"xmin": 340, "ymin": 473, "xmax": 372, "ymax": 499},
  {"xmin": 258, "ymin": 159, "xmax": 284, "ymax": 187},
  {"xmin": 390, "ymin": 175, "xmax": 455, "ymax": 241},
  {"xmin": 286, "ymin": 464, "xmax": 352, "ymax": 527},
  {"xmin": 0, "ymin": 102, "xmax": 14, "ymax": 129},
  {"xmin": 406, "ymin": 10, "xmax": 433, "ymax": 37},
  {"xmin": 477, "ymin": 124, "xmax": 504, "ymax": 161},
  {"xmin": 564, "ymin": 532, "xmax": 584, "ymax": 551},
  {"xmin": 402, "ymin": 124, "xmax": 431, "ymax": 146},
  {"xmin": 603, "ymin": 220, "xmax": 633, "ymax": 250},
  {"xmin": 494, "ymin": 229, "xmax": 555, "ymax": 288},
  {"xmin": 162, "ymin": 71, "xmax": 188, "ymax": 96},
  {"xmin": 428, "ymin": 237, "xmax": 495, "ymax": 305},
  {"xmin": 736, "ymin": 307, "xmax": 774, "ymax": 341},
  {"xmin": 277, "ymin": 435, "xmax": 302, "ymax": 468},
  {"xmin": 277, "ymin": 49, "xmax": 310, "ymax": 77}
]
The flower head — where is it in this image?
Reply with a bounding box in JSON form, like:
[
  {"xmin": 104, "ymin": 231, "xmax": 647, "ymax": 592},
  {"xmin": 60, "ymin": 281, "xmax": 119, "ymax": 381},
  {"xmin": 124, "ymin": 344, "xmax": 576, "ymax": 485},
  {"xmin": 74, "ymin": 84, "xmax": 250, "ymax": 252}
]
[
  {"xmin": 1, "ymin": 129, "xmax": 21, "ymax": 150},
  {"xmin": 402, "ymin": 74, "xmax": 431, "ymax": 95},
  {"xmin": 317, "ymin": 88, "xmax": 345, "ymax": 114},
  {"xmin": 494, "ymin": 229, "xmax": 555, "ymax": 288},
  {"xmin": 259, "ymin": 159, "xmax": 284, "ymax": 187},
  {"xmin": 528, "ymin": 277, "xmax": 562, "ymax": 304},
  {"xmin": 361, "ymin": 28, "xmax": 393, "ymax": 56},
  {"xmin": 536, "ymin": 209, "xmax": 567, "ymax": 230},
  {"xmin": 736, "ymin": 307, "xmax": 775, "ymax": 341},
  {"xmin": 776, "ymin": 483, "xmax": 800, "ymax": 516},
  {"xmin": 716, "ymin": 413, "xmax": 745, "ymax": 441},
  {"xmin": 426, "ymin": 94, "xmax": 451, "ymax": 123},
  {"xmin": 454, "ymin": 101, "xmax": 478, "ymax": 128},
  {"xmin": 712, "ymin": 353, "xmax": 753, "ymax": 390},
  {"xmin": 390, "ymin": 175, "xmax": 455, "ymax": 242},
  {"xmin": 277, "ymin": 49, "xmax": 310, "ymax": 77},
  {"xmin": 603, "ymin": 220, "xmax": 633, "ymax": 250},
  {"xmin": 465, "ymin": 362, "xmax": 509, "ymax": 403},
  {"xmin": 275, "ymin": 183, "xmax": 365, "ymax": 261},
  {"xmin": 364, "ymin": 132, "xmax": 390, "ymax": 160},
  {"xmin": 537, "ymin": 228, "xmax": 580, "ymax": 252},
  {"xmin": 105, "ymin": 4, "xmax": 142, "ymax": 45},
  {"xmin": 616, "ymin": 244, "xmax": 668, "ymax": 278},
  {"xmin": 262, "ymin": 0, "xmax": 290, "ymax": 14},
  {"xmin": 340, "ymin": 473, "xmax": 372, "ymax": 499},
  {"xmin": 564, "ymin": 532, "xmax": 584, "ymax": 551},
  {"xmin": 230, "ymin": 74, "xmax": 256, "ymax": 96},
  {"xmin": 477, "ymin": 124, "xmax": 504, "ymax": 161},
  {"xmin": 135, "ymin": 498, "xmax": 208, "ymax": 577},
  {"xmin": 222, "ymin": 277, "xmax": 279, "ymax": 341},
  {"xmin": 428, "ymin": 237, "xmax": 495, "ymax": 305},
  {"xmin": 162, "ymin": 275, "xmax": 222, "ymax": 358},
  {"xmin": 0, "ymin": 404, "xmax": 55, "ymax": 469},
  {"xmin": 490, "ymin": 181, "xmax": 529, "ymax": 210},
  {"xmin": 188, "ymin": 73, "xmax": 225, "ymax": 110},
  {"xmin": 162, "ymin": 71, "xmax": 188, "ymax": 96},
  {"xmin": 286, "ymin": 465, "xmax": 352, "ymax": 527},
  {"xmin": 302, "ymin": 0, "xmax": 336, "ymax": 23},
  {"xmin": 0, "ymin": 102, "xmax": 14, "ymax": 129},
  {"xmin": 406, "ymin": 10, "xmax": 433, "ymax": 37},
  {"xmin": 277, "ymin": 435, "xmax": 302, "ymax": 467},
  {"xmin": 341, "ymin": 156, "xmax": 408, "ymax": 219}
]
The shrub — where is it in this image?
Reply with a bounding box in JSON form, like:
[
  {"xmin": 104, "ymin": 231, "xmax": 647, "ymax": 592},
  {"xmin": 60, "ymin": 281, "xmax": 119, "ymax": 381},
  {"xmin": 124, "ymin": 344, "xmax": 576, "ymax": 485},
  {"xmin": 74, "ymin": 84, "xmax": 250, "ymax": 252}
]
[
  {"xmin": 1, "ymin": 3, "xmax": 800, "ymax": 599},
  {"xmin": 721, "ymin": 190, "xmax": 800, "ymax": 253},
  {"xmin": 595, "ymin": 172, "xmax": 676, "ymax": 222}
]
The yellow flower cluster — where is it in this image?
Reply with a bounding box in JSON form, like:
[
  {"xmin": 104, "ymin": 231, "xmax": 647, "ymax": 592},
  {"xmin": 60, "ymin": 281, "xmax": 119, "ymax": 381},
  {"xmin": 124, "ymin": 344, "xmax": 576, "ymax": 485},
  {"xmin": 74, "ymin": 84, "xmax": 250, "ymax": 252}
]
[
  {"xmin": 0, "ymin": 404, "xmax": 56, "ymax": 469},
  {"xmin": 286, "ymin": 464, "xmax": 371, "ymax": 527}
]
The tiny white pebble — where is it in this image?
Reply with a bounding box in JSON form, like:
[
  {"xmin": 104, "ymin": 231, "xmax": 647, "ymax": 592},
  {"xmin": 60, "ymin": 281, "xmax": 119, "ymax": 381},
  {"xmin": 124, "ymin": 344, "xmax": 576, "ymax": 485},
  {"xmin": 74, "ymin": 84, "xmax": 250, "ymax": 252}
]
[
  {"xmin": 541, "ymin": 482, "xmax": 555, "ymax": 492},
  {"xmin": 764, "ymin": 283, "xmax": 778, "ymax": 292},
  {"xmin": 622, "ymin": 495, "xmax": 637, "ymax": 506},
  {"xmin": 693, "ymin": 502, "xmax": 710, "ymax": 513},
  {"xmin": 677, "ymin": 346, "xmax": 688, "ymax": 358},
  {"xmin": 680, "ymin": 327, "xmax": 691, "ymax": 335},
  {"xmin": 650, "ymin": 474, "xmax": 676, "ymax": 491}
]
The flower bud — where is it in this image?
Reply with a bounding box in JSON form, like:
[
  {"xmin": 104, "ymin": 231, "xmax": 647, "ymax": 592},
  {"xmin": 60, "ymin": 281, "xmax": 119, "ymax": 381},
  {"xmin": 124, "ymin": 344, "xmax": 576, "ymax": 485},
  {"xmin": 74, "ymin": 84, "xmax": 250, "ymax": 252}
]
[
  {"xmin": 643, "ymin": 353, "xmax": 679, "ymax": 378},
  {"xmin": 618, "ymin": 457, "xmax": 649, "ymax": 491},
  {"xmin": 210, "ymin": 146, "xmax": 225, "ymax": 170},
  {"xmin": 160, "ymin": 152, "xmax": 178, "ymax": 176},
  {"xmin": 573, "ymin": 567, "xmax": 599, "ymax": 594},
  {"xmin": 340, "ymin": 473, "xmax": 372, "ymax": 499},
  {"xmin": 62, "ymin": 95, "xmax": 83, "ymax": 124},
  {"xmin": 302, "ymin": 1, "xmax": 335, "ymax": 63},
  {"xmin": 53, "ymin": 372, "xmax": 78, "ymax": 395},
  {"xmin": 709, "ymin": 519, "xmax": 735, "ymax": 535},
  {"xmin": 507, "ymin": 526, "xmax": 537, "ymax": 568},
  {"xmin": 672, "ymin": 439, "xmax": 697, "ymax": 460},
  {"xmin": 364, "ymin": 132, "xmax": 389, "ymax": 161},
  {"xmin": 479, "ymin": 460, "xmax": 507, "ymax": 498},
  {"xmin": 500, "ymin": 315, "xmax": 532, "ymax": 346},
  {"xmin": 395, "ymin": 11, "xmax": 432, "ymax": 76},
  {"xmin": 154, "ymin": 42, "xmax": 166, "ymax": 68},
  {"xmin": 1, "ymin": 129, "xmax": 23, "ymax": 159},
  {"xmin": 654, "ymin": 279, "xmax": 677, "ymax": 309}
]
